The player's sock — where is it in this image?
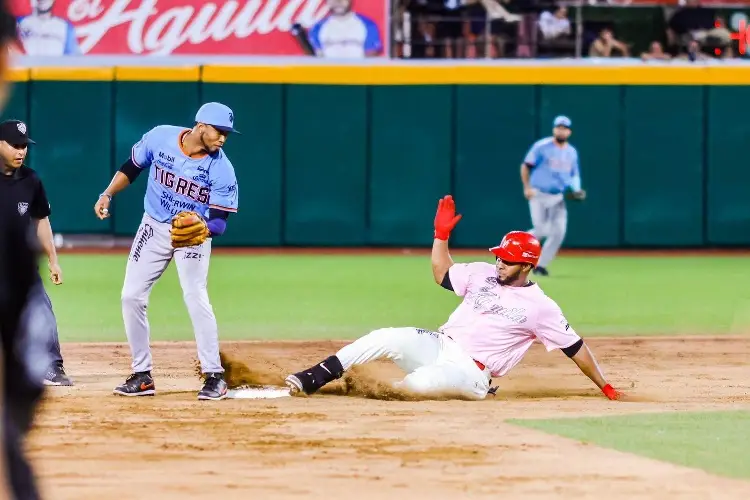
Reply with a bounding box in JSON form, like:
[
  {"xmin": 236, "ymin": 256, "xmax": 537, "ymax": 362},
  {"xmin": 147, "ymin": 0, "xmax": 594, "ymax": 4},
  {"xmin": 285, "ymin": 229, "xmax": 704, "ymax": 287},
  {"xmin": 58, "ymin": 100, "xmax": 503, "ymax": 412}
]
[{"xmin": 295, "ymin": 355, "xmax": 344, "ymax": 393}]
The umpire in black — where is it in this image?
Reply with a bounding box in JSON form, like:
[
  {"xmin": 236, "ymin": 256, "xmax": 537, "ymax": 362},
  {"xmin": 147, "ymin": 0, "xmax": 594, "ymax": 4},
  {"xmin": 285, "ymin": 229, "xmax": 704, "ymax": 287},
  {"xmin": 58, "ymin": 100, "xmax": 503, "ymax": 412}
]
[
  {"xmin": 0, "ymin": 119, "xmax": 65, "ymax": 499},
  {"xmin": 0, "ymin": 120, "xmax": 72, "ymax": 386}
]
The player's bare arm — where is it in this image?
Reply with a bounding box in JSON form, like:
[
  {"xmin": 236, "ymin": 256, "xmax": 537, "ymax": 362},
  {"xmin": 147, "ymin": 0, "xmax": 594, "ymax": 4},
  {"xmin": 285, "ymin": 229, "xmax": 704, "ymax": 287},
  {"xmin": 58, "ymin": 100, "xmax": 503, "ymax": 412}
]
[
  {"xmin": 94, "ymin": 170, "xmax": 132, "ymax": 219},
  {"xmin": 431, "ymin": 239, "xmax": 453, "ymax": 284},
  {"xmin": 564, "ymin": 339, "xmax": 621, "ymax": 400},
  {"xmin": 35, "ymin": 216, "xmax": 62, "ymax": 285},
  {"xmin": 432, "ymin": 195, "xmax": 462, "ymax": 285}
]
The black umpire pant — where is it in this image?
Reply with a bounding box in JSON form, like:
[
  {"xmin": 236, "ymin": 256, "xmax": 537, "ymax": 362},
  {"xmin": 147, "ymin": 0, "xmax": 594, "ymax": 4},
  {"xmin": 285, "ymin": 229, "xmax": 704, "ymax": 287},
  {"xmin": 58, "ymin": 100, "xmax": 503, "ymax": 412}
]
[
  {"xmin": 1, "ymin": 239, "xmax": 51, "ymax": 499},
  {"xmin": 32, "ymin": 276, "xmax": 63, "ymax": 369}
]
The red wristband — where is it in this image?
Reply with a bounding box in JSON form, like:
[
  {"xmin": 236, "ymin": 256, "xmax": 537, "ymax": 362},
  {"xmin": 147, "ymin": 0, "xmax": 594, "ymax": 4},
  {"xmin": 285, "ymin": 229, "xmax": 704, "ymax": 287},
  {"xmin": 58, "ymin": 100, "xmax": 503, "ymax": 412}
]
[
  {"xmin": 434, "ymin": 230, "xmax": 450, "ymax": 241},
  {"xmin": 602, "ymin": 384, "xmax": 617, "ymax": 400}
]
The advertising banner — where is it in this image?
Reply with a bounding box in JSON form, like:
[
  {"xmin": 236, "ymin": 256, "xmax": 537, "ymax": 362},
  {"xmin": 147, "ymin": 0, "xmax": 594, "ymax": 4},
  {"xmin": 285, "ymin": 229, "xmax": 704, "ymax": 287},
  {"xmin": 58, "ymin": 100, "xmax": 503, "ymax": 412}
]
[{"xmin": 10, "ymin": 0, "xmax": 389, "ymax": 57}]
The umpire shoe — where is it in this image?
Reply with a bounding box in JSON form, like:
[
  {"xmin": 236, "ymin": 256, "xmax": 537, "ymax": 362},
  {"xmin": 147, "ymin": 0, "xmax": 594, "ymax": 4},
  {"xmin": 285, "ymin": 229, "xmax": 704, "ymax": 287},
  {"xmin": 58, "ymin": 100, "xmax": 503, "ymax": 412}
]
[
  {"xmin": 43, "ymin": 364, "xmax": 74, "ymax": 386},
  {"xmin": 113, "ymin": 372, "xmax": 155, "ymax": 397},
  {"xmin": 198, "ymin": 373, "xmax": 228, "ymax": 401}
]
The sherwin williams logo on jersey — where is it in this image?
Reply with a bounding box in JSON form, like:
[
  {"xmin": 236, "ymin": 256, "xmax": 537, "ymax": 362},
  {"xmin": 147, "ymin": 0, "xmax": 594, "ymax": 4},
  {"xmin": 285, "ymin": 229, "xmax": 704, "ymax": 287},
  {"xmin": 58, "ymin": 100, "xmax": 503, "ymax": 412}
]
[{"xmin": 154, "ymin": 166, "xmax": 209, "ymax": 204}]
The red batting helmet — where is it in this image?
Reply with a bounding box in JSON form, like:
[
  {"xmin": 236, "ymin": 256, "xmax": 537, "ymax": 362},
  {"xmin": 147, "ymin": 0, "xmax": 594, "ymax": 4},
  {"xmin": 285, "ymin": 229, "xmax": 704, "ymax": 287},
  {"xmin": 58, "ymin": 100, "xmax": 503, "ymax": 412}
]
[{"xmin": 489, "ymin": 231, "xmax": 541, "ymax": 268}]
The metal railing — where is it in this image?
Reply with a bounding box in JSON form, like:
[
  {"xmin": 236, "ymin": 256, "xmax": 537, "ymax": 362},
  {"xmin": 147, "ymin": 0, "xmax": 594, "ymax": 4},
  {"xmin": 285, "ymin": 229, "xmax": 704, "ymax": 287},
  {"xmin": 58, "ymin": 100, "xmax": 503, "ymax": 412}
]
[{"xmin": 390, "ymin": 2, "xmax": 589, "ymax": 59}]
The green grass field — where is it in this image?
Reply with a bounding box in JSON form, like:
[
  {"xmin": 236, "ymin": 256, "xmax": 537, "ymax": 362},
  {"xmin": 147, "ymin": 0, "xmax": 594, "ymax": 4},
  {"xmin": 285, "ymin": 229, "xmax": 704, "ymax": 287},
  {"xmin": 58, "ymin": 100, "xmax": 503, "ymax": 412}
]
[
  {"xmin": 45, "ymin": 253, "xmax": 750, "ymax": 342},
  {"xmin": 509, "ymin": 411, "xmax": 750, "ymax": 480}
]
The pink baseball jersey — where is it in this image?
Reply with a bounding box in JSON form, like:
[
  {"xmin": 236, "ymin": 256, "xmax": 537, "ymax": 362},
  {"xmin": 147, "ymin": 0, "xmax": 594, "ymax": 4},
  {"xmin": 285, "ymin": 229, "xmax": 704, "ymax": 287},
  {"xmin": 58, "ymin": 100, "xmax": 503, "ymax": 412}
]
[{"xmin": 439, "ymin": 262, "xmax": 581, "ymax": 377}]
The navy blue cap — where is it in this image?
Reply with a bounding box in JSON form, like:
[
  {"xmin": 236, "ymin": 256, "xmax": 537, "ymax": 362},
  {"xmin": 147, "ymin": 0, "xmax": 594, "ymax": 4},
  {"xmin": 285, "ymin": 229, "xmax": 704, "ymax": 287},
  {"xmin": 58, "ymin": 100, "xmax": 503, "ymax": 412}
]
[
  {"xmin": 195, "ymin": 102, "xmax": 240, "ymax": 134},
  {"xmin": 0, "ymin": 120, "xmax": 35, "ymax": 145},
  {"xmin": 553, "ymin": 115, "xmax": 572, "ymax": 128}
]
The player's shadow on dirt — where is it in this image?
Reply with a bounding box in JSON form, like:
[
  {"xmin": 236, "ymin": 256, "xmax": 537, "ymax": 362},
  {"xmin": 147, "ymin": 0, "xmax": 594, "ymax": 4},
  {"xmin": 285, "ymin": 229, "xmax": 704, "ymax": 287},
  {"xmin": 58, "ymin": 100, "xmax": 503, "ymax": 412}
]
[{"xmin": 495, "ymin": 388, "xmax": 603, "ymax": 400}]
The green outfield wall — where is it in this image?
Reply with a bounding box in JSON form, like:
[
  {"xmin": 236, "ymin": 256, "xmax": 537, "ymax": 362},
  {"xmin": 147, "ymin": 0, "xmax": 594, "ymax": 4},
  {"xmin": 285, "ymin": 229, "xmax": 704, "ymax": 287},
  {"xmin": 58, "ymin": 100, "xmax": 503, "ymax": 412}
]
[{"xmin": 6, "ymin": 64, "xmax": 749, "ymax": 248}]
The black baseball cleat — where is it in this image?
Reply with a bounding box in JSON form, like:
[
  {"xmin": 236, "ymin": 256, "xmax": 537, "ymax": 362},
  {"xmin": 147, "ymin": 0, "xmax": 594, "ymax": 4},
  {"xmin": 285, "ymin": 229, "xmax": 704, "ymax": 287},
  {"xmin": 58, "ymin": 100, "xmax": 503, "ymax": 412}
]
[
  {"xmin": 43, "ymin": 364, "xmax": 74, "ymax": 386},
  {"xmin": 198, "ymin": 372, "xmax": 228, "ymax": 401},
  {"xmin": 285, "ymin": 355, "xmax": 344, "ymax": 395},
  {"xmin": 113, "ymin": 371, "xmax": 155, "ymax": 397},
  {"xmin": 533, "ymin": 266, "xmax": 549, "ymax": 277}
]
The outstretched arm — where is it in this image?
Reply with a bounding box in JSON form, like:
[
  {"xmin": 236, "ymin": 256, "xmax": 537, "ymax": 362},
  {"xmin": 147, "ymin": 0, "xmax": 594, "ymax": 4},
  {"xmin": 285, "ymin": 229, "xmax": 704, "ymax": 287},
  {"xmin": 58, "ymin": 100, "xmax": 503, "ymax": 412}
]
[
  {"xmin": 564, "ymin": 339, "xmax": 621, "ymax": 400},
  {"xmin": 431, "ymin": 238, "xmax": 453, "ymax": 285},
  {"xmin": 431, "ymin": 195, "xmax": 462, "ymax": 285},
  {"xmin": 95, "ymin": 128, "xmax": 153, "ymax": 220}
]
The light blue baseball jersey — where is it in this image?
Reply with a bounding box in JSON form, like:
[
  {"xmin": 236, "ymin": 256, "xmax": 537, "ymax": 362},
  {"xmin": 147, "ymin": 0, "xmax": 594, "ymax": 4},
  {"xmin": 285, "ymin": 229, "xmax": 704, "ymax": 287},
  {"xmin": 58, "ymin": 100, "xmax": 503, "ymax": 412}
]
[
  {"xmin": 523, "ymin": 137, "xmax": 581, "ymax": 194},
  {"xmin": 131, "ymin": 125, "xmax": 239, "ymax": 223}
]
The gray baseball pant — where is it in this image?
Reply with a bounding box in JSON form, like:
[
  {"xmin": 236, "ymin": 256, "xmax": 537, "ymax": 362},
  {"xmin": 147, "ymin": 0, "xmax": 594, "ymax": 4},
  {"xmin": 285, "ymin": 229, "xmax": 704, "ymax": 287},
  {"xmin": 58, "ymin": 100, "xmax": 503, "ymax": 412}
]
[
  {"xmin": 527, "ymin": 192, "xmax": 568, "ymax": 269},
  {"xmin": 121, "ymin": 213, "xmax": 223, "ymax": 375}
]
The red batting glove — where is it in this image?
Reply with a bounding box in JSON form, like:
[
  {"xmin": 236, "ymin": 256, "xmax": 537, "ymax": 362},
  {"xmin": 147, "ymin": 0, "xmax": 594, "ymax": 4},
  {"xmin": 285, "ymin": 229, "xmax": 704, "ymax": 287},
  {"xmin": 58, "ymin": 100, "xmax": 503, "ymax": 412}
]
[
  {"xmin": 602, "ymin": 384, "xmax": 622, "ymax": 401},
  {"xmin": 434, "ymin": 195, "xmax": 462, "ymax": 240}
]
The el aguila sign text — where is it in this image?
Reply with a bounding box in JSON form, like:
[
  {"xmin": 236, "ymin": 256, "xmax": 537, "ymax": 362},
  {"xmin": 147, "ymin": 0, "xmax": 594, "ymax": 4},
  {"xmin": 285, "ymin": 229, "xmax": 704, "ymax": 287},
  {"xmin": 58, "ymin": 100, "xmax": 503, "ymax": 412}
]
[{"xmin": 10, "ymin": 0, "xmax": 388, "ymax": 56}]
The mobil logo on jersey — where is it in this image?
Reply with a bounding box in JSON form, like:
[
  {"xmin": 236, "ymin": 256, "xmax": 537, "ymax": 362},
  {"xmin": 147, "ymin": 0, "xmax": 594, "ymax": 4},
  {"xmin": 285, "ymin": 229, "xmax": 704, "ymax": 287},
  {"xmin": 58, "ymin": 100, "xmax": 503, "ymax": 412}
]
[
  {"xmin": 156, "ymin": 150, "xmax": 175, "ymax": 169},
  {"xmin": 10, "ymin": 0, "xmax": 389, "ymax": 57},
  {"xmin": 158, "ymin": 151, "xmax": 175, "ymax": 163}
]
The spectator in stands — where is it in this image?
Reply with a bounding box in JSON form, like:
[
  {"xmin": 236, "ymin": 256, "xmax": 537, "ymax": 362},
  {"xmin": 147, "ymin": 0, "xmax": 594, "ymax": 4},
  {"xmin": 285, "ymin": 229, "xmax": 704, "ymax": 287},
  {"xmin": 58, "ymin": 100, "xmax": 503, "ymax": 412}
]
[
  {"xmin": 465, "ymin": 0, "xmax": 522, "ymax": 58},
  {"xmin": 588, "ymin": 27, "xmax": 629, "ymax": 58},
  {"xmin": 666, "ymin": 0, "xmax": 715, "ymax": 55},
  {"xmin": 397, "ymin": 0, "xmax": 438, "ymax": 58},
  {"xmin": 641, "ymin": 41, "xmax": 671, "ymax": 61},
  {"xmin": 538, "ymin": 5, "xmax": 570, "ymax": 41},
  {"xmin": 677, "ymin": 38, "xmax": 711, "ymax": 61},
  {"xmin": 436, "ymin": 0, "xmax": 466, "ymax": 58},
  {"xmin": 399, "ymin": 0, "xmax": 466, "ymax": 58},
  {"xmin": 701, "ymin": 15, "xmax": 732, "ymax": 57}
]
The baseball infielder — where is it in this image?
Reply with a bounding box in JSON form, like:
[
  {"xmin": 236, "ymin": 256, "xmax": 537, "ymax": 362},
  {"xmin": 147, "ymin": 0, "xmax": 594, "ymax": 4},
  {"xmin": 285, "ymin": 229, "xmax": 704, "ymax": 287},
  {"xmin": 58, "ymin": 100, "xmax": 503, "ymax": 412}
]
[
  {"xmin": 520, "ymin": 115, "xmax": 586, "ymax": 277},
  {"xmin": 285, "ymin": 195, "xmax": 622, "ymax": 401},
  {"xmin": 93, "ymin": 102, "xmax": 240, "ymax": 401}
]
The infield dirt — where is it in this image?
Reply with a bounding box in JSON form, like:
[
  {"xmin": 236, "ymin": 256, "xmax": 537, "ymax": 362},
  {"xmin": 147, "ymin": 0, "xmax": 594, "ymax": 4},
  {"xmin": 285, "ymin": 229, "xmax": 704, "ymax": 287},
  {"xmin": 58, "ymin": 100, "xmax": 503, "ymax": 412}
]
[{"xmin": 29, "ymin": 337, "xmax": 750, "ymax": 499}]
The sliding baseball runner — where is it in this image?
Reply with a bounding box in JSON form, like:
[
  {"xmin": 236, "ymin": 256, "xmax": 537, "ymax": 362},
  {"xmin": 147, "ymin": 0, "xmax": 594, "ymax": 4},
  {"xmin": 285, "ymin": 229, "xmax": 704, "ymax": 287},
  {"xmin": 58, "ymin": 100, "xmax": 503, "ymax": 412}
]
[
  {"xmin": 94, "ymin": 102, "xmax": 240, "ymax": 401},
  {"xmin": 285, "ymin": 195, "xmax": 622, "ymax": 401}
]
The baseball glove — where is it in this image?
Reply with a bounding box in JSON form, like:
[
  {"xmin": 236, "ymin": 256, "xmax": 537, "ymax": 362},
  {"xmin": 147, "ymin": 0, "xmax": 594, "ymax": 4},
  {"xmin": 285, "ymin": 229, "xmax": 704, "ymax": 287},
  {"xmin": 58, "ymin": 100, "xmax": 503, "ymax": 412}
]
[
  {"xmin": 565, "ymin": 189, "xmax": 587, "ymax": 201},
  {"xmin": 170, "ymin": 211, "xmax": 210, "ymax": 248}
]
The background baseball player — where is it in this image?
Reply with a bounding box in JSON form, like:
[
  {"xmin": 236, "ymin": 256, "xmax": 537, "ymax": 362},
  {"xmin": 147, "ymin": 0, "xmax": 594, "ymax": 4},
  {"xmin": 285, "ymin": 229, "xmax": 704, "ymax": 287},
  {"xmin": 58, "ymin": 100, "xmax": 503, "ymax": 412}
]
[
  {"xmin": 0, "ymin": 119, "xmax": 72, "ymax": 387},
  {"xmin": 520, "ymin": 115, "xmax": 586, "ymax": 277},
  {"xmin": 15, "ymin": 0, "xmax": 82, "ymax": 56},
  {"xmin": 307, "ymin": 0, "xmax": 383, "ymax": 58},
  {"xmin": 93, "ymin": 102, "xmax": 240, "ymax": 401},
  {"xmin": 285, "ymin": 195, "xmax": 622, "ymax": 401}
]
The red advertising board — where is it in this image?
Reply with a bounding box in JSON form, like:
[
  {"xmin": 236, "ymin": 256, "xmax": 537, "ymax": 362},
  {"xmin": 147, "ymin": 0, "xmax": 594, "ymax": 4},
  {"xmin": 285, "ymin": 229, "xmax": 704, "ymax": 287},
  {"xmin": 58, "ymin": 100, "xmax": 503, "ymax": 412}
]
[{"xmin": 10, "ymin": 0, "xmax": 388, "ymax": 56}]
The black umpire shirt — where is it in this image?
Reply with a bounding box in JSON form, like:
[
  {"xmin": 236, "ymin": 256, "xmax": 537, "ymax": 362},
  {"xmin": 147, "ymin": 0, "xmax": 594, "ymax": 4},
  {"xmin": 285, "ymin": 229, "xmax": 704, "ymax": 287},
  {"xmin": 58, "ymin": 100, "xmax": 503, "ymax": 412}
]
[
  {"xmin": 0, "ymin": 165, "xmax": 51, "ymax": 223},
  {"xmin": 0, "ymin": 166, "xmax": 50, "ymax": 306}
]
